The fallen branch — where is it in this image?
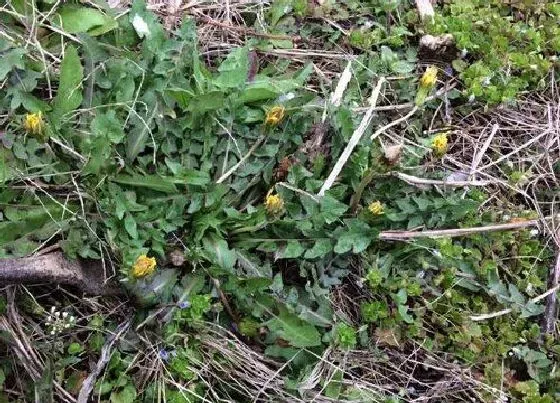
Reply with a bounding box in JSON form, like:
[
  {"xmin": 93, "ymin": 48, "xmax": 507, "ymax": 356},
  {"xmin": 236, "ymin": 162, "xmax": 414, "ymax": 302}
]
[
  {"xmin": 370, "ymin": 106, "xmax": 418, "ymax": 141},
  {"xmin": 379, "ymin": 219, "xmax": 539, "ymax": 241},
  {"xmin": 416, "ymin": 0, "xmax": 435, "ymax": 20},
  {"xmin": 318, "ymin": 78, "xmax": 385, "ymax": 196},
  {"xmin": 542, "ymin": 242, "xmax": 560, "ymax": 335},
  {"xmin": 0, "ymin": 252, "xmax": 120, "ymax": 295},
  {"xmin": 469, "ymin": 123, "xmax": 499, "ymax": 178},
  {"xmin": 77, "ymin": 318, "xmax": 132, "ymax": 403},
  {"xmin": 216, "ymin": 134, "xmax": 266, "ymax": 184},
  {"xmin": 352, "ymin": 84, "xmax": 457, "ymax": 113},
  {"xmin": 328, "ymin": 60, "xmax": 352, "ymax": 109},
  {"xmin": 470, "ymin": 283, "xmax": 560, "ymax": 322},
  {"xmin": 395, "ymin": 172, "xmax": 491, "ymax": 187}
]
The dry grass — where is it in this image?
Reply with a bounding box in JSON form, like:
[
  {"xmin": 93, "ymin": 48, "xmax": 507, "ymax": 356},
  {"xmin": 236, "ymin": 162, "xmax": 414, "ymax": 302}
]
[{"xmin": 446, "ymin": 78, "xmax": 560, "ymax": 240}]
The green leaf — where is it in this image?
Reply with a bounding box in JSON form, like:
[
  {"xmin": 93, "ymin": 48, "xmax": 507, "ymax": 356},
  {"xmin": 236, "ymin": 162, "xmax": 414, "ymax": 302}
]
[
  {"xmin": 298, "ymin": 303, "xmax": 333, "ymax": 327},
  {"xmin": 111, "ymin": 174, "xmax": 178, "ymax": 193},
  {"xmin": 172, "ymin": 169, "xmax": 210, "ymax": 186},
  {"xmin": 187, "ymin": 91, "xmax": 225, "ymax": 113},
  {"xmin": 51, "ymin": 45, "xmax": 83, "ymax": 120},
  {"xmin": 304, "ymin": 239, "xmax": 332, "ymax": 259},
  {"xmin": 126, "ymin": 100, "xmax": 156, "ymax": 161},
  {"xmin": 267, "ymin": 309, "xmax": 322, "ymax": 348},
  {"xmin": 91, "ymin": 111, "xmax": 125, "ymax": 144},
  {"xmin": 390, "ymin": 60, "xmax": 415, "ymax": 74},
  {"xmin": 334, "ymin": 219, "xmax": 374, "ymax": 254},
  {"xmin": 134, "ymin": 269, "xmax": 178, "ymax": 305},
  {"xmin": 123, "ymin": 214, "xmax": 138, "ymax": 239},
  {"xmin": 67, "ymin": 342, "xmax": 83, "ymax": 355},
  {"xmin": 214, "ymin": 47, "xmax": 249, "ymax": 89},
  {"xmin": 130, "ymin": 1, "xmax": 166, "ymax": 52},
  {"xmin": 320, "ymin": 194, "xmax": 348, "ymax": 224},
  {"xmin": 521, "ymin": 301, "xmax": 545, "ymax": 318},
  {"xmin": 397, "ymin": 304, "xmax": 414, "ymax": 324},
  {"xmin": 278, "ymin": 241, "xmax": 305, "ymax": 259},
  {"xmin": 0, "ymin": 149, "xmax": 10, "ymax": 184},
  {"xmin": 392, "ymin": 288, "xmax": 407, "ymax": 305},
  {"xmin": 239, "ymin": 86, "xmax": 278, "ymax": 103},
  {"xmin": 0, "ymin": 48, "xmax": 26, "ymax": 80},
  {"xmin": 508, "ymin": 284, "xmax": 526, "ymax": 305},
  {"xmin": 52, "ymin": 5, "xmax": 117, "ymax": 36},
  {"xmin": 110, "ymin": 384, "xmax": 137, "ymax": 403},
  {"xmin": 324, "ymin": 370, "xmax": 343, "ymax": 399},
  {"xmin": 269, "ymin": 0, "xmax": 292, "ymax": 26},
  {"xmin": 203, "ymin": 236, "xmax": 236, "ymax": 272}
]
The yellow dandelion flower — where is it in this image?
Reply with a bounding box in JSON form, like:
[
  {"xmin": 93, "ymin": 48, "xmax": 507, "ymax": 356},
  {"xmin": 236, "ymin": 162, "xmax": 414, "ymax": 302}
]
[
  {"xmin": 23, "ymin": 112, "xmax": 44, "ymax": 135},
  {"xmin": 419, "ymin": 66, "xmax": 438, "ymax": 89},
  {"xmin": 132, "ymin": 255, "xmax": 157, "ymax": 278},
  {"xmin": 265, "ymin": 190, "xmax": 284, "ymax": 215},
  {"xmin": 368, "ymin": 201, "xmax": 384, "ymax": 215},
  {"xmin": 432, "ymin": 133, "xmax": 448, "ymax": 155},
  {"xmin": 264, "ymin": 106, "xmax": 285, "ymax": 126}
]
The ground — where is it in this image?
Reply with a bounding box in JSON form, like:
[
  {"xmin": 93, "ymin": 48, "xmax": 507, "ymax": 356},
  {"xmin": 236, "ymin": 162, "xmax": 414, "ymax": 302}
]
[{"xmin": 0, "ymin": 0, "xmax": 560, "ymax": 402}]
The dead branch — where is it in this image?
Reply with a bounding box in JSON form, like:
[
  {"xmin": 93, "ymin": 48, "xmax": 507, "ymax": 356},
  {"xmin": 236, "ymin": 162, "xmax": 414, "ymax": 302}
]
[
  {"xmin": 542, "ymin": 244, "xmax": 560, "ymax": 335},
  {"xmin": 416, "ymin": 0, "xmax": 434, "ymax": 20},
  {"xmin": 319, "ymin": 78, "xmax": 385, "ymax": 196},
  {"xmin": 395, "ymin": 172, "xmax": 491, "ymax": 187},
  {"xmin": 470, "ymin": 283, "xmax": 560, "ymax": 322},
  {"xmin": 379, "ymin": 219, "xmax": 539, "ymax": 241},
  {"xmin": 77, "ymin": 318, "xmax": 132, "ymax": 403},
  {"xmin": 0, "ymin": 253, "xmax": 120, "ymax": 295}
]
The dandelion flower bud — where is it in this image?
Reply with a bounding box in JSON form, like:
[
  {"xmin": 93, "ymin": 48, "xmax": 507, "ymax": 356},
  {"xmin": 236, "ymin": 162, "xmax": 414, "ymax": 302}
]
[
  {"xmin": 432, "ymin": 133, "xmax": 448, "ymax": 156},
  {"xmin": 368, "ymin": 201, "xmax": 384, "ymax": 215},
  {"xmin": 132, "ymin": 255, "xmax": 157, "ymax": 278},
  {"xmin": 265, "ymin": 190, "xmax": 284, "ymax": 215},
  {"xmin": 419, "ymin": 66, "xmax": 438, "ymax": 89},
  {"xmin": 264, "ymin": 106, "xmax": 285, "ymax": 126},
  {"xmin": 23, "ymin": 112, "xmax": 44, "ymax": 135}
]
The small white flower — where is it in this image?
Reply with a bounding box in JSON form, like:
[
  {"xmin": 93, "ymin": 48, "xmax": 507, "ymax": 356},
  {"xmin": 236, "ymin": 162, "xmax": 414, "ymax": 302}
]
[
  {"xmin": 50, "ymin": 306, "xmax": 56, "ymax": 314},
  {"xmin": 54, "ymin": 311, "xmax": 60, "ymax": 318},
  {"xmin": 62, "ymin": 312, "xmax": 68, "ymax": 319},
  {"xmin": 530, "ymin": 229, "xmax": 539, "ymax": 237},
  {"xmin": 502, "ymin": 214, "xmax": 510, "ymax": 221},
  {"xmin": 50, "ymin": 330, "xmax": 55, "ymax": 335},
  {"xmin": 529, "ymin": 64, "xmax": 538, "ymax": 70},
  {"xmin": 70, "ymin": 316, "xmax": 76, "ymax": 323},
  {"xmin": 64, "ymin": 323, "xmax": 71, "ymax": 328},
  {"xmin": 132, "ymin": 15, "xmax": 150, "ymax": 38},
  {"xmin": 278, "ymin": 92, "xmax": 295, "ymax": 103}
]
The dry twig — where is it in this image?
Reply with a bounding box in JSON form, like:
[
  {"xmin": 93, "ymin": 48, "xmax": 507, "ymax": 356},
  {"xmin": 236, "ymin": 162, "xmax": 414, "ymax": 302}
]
[
  {"xmin": 77, "ymin": 318, "xmax": 132, "ymax": 403},
  {"xmin": 319, "ymin": 78, "xmax": 385, "ymax": 196},
  {"xmin": 379, "ymin": 219, "xmax": 539, "ymax": 241}
]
